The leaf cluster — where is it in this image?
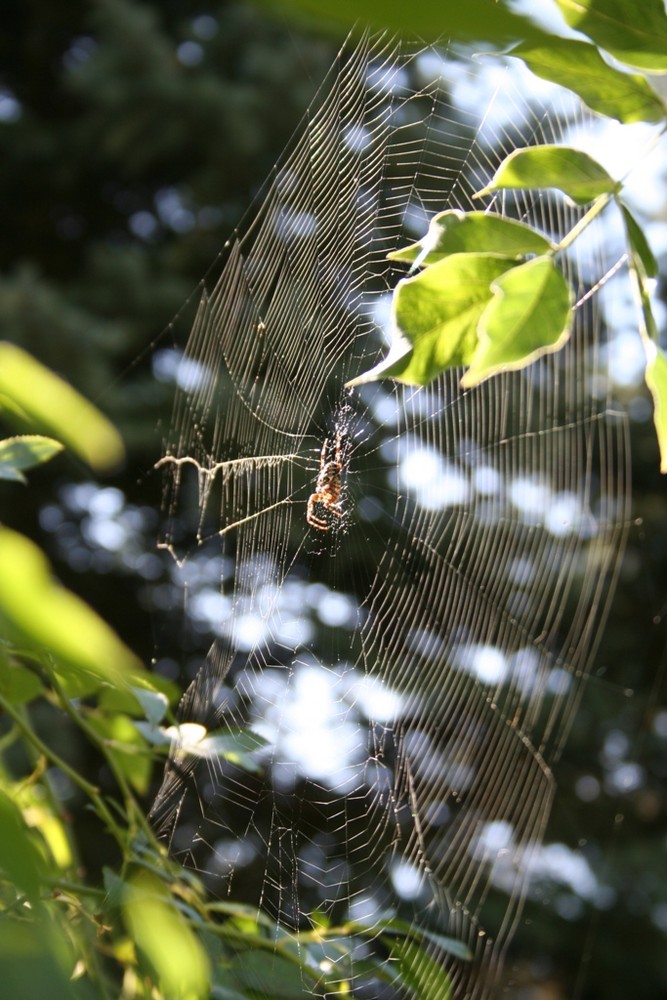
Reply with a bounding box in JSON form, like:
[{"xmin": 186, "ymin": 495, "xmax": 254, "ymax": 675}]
[{"xmin": 345, "ymin": 0, "xmax": 667, "ymax": 472}]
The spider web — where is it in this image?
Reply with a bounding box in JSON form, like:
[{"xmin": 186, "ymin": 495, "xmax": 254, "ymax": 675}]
[{"xmin": 150, "ymin": 33, "xmax": 631, "ymax": 999}]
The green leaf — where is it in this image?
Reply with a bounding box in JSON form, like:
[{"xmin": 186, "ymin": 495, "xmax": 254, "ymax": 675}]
[
  {"xmin": 87, "ymin": 712, "xmax": 152, "ymax": 795},
  {"xmin": 628, "ymin": 218, "xmax": 667, "ymax": 472},
  {"xmin": 0, "ymin": 656, "xmax": 43, "ymax": 705},
  {"xmin": 123, "ymin": 871, "xmax": 211, "ymax": 1000},
  {"xmin": 555, "ymin": 0, "xmax": 667, "ymax": 74},
  {"xmin": 0, "ymin": 435, "xmax": 64, "ymax": 483},
  {"xmin": 388, "ymin": 210, "xmax": 552, "ymax": 267},
  {"xmin": 510, "ymin": 38, "xmax": 666, "ymax": 123},
  {"xmin": 621, "ymin": 205, "xmax": 658, "ymax": 278},
  {"xmin": 644, "ymin": 343, "xmax": 667, "ymax": 474},
  {"xmin": 0, "ymin": 342, "xmax": 124, "ymax": 473},
  {"xmin": 347, "ymin": 254, "xmax": 516, "ymax": 387},
  {"xmin": 476, "ymin": 145, "xmax": 619, "ymax": 205},
  {"xmin": 370, "ymin": 918, "xmax": 473, "ymax": 963},
  {"xmin": 462, "ymin": 256, "xmax": 573, "ymax": 386},
  {"xmin": 132, "ymin": 685, "xmax": 169, "ymax": 725},
  {"xmin": 390, "ymin": 936, "xmax": 453, "ymax": 1000},
  {"xmin": 0, "ymin": 528, "xmax": 143, "ymax": 688},
  {"xmin": 0, "ymin": 919, "xmax": 79, "ymax": 999},
  {"xmin": 266, "ymin": 0, "xmax": 553, "ymax": 48},
  {"xmin": 230, "ymin": 950, "xmax": 315, "ymax": 997},
  {"xmin": 206, "ymin": 900, "xmax": 277, "ymax": 929},
  {"xmin": 0, "ymin": 789, "xmax": 46, "ymax": 903},
  {"xmin": 418, "ymin": 928, "xmax": 473, "ymax": 964},
  {"xmin": 103, "ymin": 866, "xmax": 127, "ymax": 908}
]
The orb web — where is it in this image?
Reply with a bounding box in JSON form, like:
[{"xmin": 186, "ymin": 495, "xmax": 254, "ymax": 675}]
[{"xmin": 150, "ymin": 33, "xmax": 631, "ymax": 999}]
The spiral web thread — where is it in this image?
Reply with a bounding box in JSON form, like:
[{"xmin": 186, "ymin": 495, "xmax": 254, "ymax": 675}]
[{"xmin": 150, "ymin": 33, "xmax": 631, "ymax": 999}]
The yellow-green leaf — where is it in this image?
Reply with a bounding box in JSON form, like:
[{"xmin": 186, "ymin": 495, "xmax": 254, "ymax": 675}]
[
  {"xmin": 87, "ymin": 712, "xmax": 153, "ymax": 795},
  {"xmin": 347, "ymin": 254, "xmax": 516, "ymax": 387},
  {"xmin": 0, "ymin": 342, "xmax": 124, "ymax": 473},
  {"xmin": 644, "ymin": 343, "xmax": 667, "ymax": 473},
  {"xmin": 390, "ymin": 936, "xmax": 452, "ymax": 1000},
  {"xmin": 510, "ymin": 38, "xmax": 666, "ymax": 123},
  {"xmin": 476, "ymin": 145, "xmax": 619, "ymax": 205},
  {"xmin": 621, "ymin": 205, "xmax": 658, "ymax": 279},
  {"xmin": 0, "ymin": 435, "xmax": 64, "ymax": 483},
  {"xmin": 0, "ymin": 789, "xmax": 46, "ymax": 904},
  {"xmin": 0, "ymin": 528, "xmax": 142, "ymax": 688},
  {"xmin": 555, "ymin": 0, "xmax": 667, "ymax": 74},
  {"xmin": 462, "ymin": 255, "xmax": 573, "ymax": 386},
  {"xmin": 388, "ymin": 210, "xmax": 552, "ymax": 267},
  {"xmin": 122, "ymin": 871, "xmax": 210, "ymax": 1000},
  {"xmin": 14, "ymin": 785, "xmax": 74, "ymax": 871}
]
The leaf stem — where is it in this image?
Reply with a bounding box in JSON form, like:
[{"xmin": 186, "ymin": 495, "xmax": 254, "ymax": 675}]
[
  {"xmin": 554, "ymin": 190, "xmax": 616, "ymax": 254},
  {"xmin": 48, "ymin": 671, "xmax": 159, "ymax": 847},
  {"xmin": 0, "ymin": 692, "xmax": 125, "ymax": 845}
]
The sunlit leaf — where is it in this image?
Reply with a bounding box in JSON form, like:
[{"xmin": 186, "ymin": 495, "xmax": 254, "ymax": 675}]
[
  {"xmin": 510, "ymin": 38, "xmax": 666, "ymax": 123},
  {"xmin": 0, "ymin": 435, "xmax": 64, "ymax": 483},
  {"xmin": 644, "ymin": 343, "xmax": 667, "ymax": 473},
  {"xmin": 16, "ymin": 788, "xmax": 74, "ymax": 870},
  {"xmin": 164, "ymin": 723, "xmax": 268, "ymax": 772},
  {"xmin": 132, "ymin": 685, "xmax": 169, "ymax": 725},
  {"xmin": 388, "ymin": 210, "xmax": 552, "ymax": 268},
  {"xmin": 347, "ymin": 254, "xmax": 516, "ymax": 387},
  {"xmin": 0, "ymin": 528, "xmax": 143, "ymax": 688},
  {"xmin": 344, "ymin": 330, "xmax": 413, "ymax": 386},
  {"xmin": 0, "ymin": 342, "xmax": 124, "ymax": 473},
  {"xmin": 0, "ymin": 789, "xmax": 46, "ymax": 903},
  {"xmin": 621, "ymin": 205, "xmax": 658, "ymax": 278},
  {"xmin": 87, "ymin": 712, "xmax": 152, "ymax": 795},
  {"xmin": 390, "ymin": 936, "xmax": 452, "ymax": 1000},
  {"xmin": 476, "ymin": 145, "xmax": 618, "ymax": 205},
  {"xmin": 0, "ymin": 392, "xmax": 30, "ymax": 423},
  {"xmin": 462, "ymin": 256, "xmax": 573, "ymax": 386},
  {"xmin": 624, "ymin": 227, "xmax": 665, "ymax": 472},
  {"xmin": 555, "ymin": 0, "xmax": 667, "ymax": 73},
  {"xmin": 122, "ymin": 871, "xmax": 210, "ymax": 1000},
  {"xmin": 264, "ymin": 0, "xmax": 552, "ymax": 47}
]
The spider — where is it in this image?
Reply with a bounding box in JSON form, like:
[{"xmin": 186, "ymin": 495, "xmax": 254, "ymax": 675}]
[{"xmin": 306, "ymin": 431, "xmax": 346, "ymax": 531}]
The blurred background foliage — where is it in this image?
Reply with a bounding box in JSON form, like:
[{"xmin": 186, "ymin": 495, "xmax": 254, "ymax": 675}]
[{"xmin": 0, "ymin": 0, "xmax": 666, "ymax": 998}]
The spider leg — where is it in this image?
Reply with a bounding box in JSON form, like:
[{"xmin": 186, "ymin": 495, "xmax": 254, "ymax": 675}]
[
  {"xmin": 306, "ymin": 493, "xmax": 329, "ymax": 532},
  {"xmin": 334, "ymin": 428, "xmax": 343, "ymax": 466}
]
